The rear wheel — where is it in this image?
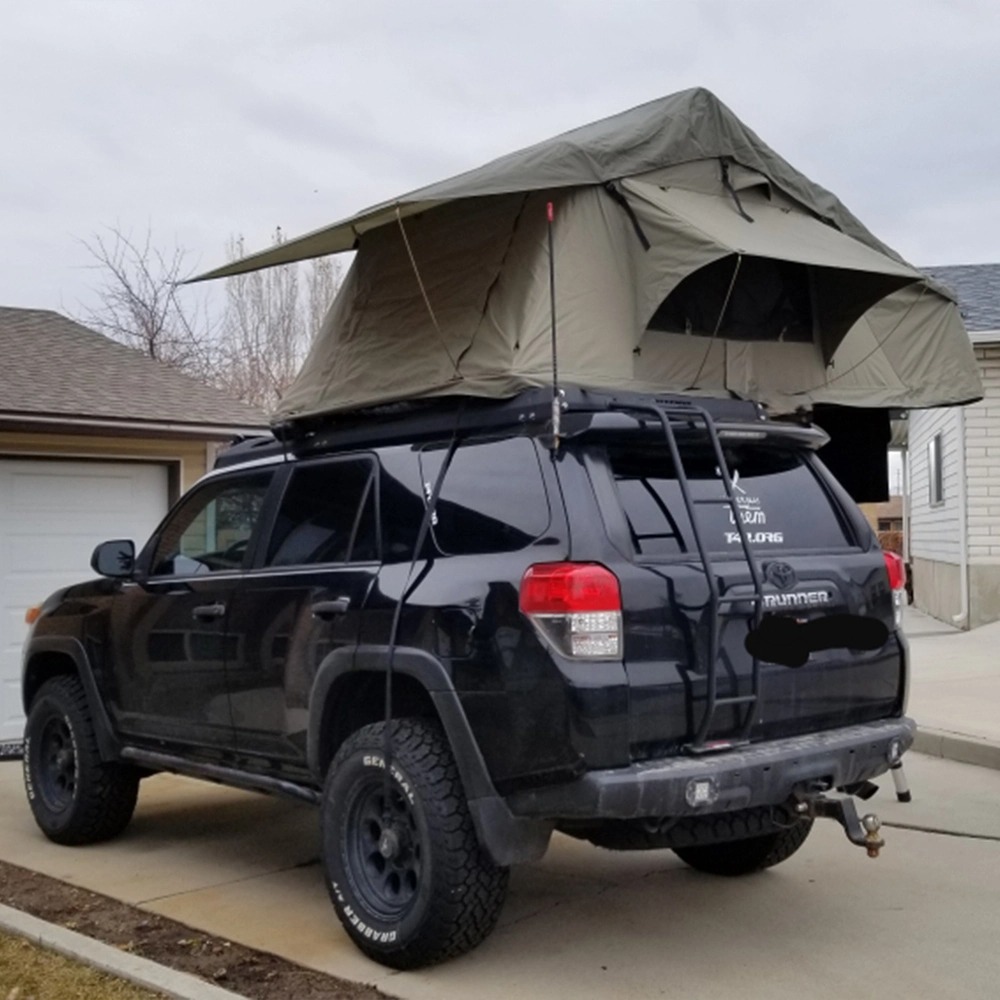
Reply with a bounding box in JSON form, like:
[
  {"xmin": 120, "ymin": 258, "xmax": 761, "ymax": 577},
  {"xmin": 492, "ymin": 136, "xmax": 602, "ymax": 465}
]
[
  {"xmin": 321, "ymin": 718, "xmax": 509, "ymax": 969},
  {"xmin": 23, "ymin": 675, "xmax": 139, "ymax": 845},
  {"xmin": 673, "ymin": 819, "xmax": 813, "ymax": 876}
]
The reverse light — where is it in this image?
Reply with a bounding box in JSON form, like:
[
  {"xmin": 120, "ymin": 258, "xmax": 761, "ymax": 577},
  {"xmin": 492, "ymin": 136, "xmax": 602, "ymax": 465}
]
[
  {"xmin": 883, "ymin": 550, "xmax": 905, "ymax": 629},
  {"xmin": 685, "ymin": 777, "xmax": 720, "ymax": 808},
  {"xmin": 520, "ymin": 562, "xmax": 622, "ymax": 659}
]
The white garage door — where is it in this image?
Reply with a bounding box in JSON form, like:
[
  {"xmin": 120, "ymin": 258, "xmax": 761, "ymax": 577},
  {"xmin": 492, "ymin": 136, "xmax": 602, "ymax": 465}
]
[{"xmin": 0, "ymin": 459, "xmax": 170, "ymax": 745}]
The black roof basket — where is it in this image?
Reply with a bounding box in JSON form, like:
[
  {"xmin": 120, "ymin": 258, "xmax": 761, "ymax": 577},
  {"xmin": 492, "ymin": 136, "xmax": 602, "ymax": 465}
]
[{"xmin": 215, "ymin": 387, "xmax": 773, "ymax": 469}]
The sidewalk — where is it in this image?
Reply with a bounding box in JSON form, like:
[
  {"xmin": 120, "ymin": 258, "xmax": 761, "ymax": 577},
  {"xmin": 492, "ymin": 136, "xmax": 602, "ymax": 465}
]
[{"xmin": 904, "ymin": 606, "xmax": 1000, "ymax": 769}]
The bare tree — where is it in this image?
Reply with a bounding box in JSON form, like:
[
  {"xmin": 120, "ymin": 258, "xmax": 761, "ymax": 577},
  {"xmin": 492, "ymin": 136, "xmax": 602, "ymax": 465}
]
[
  {"xmin": 215, "ymin": 229, "xmax": 341, "ymax": 409},
  {"xmin": 80, "ymin": 225, "xmax": 342, "ymax": 410},
  {"xmin": 306, "ymin": 253, "xmax": 341, "ymax": 342},
  {"xmin": 79, "ymin": 227, "xmax": 213, "ymax": 375}
]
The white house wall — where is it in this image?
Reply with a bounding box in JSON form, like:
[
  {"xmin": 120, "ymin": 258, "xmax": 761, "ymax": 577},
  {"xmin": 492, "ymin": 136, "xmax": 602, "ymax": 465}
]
[
  {"xmin": 964, "ymin": 345, "xmax": 1000, "ymax": 559},
  {"xmin": 908, "ymin": 404, "xmax": 964, "ymax": 624},
  {"xmin": 909, "ymin": 406, "xmax": 962, "ymax": 564},
  {"xmin": 961, "ymin": 344, "xmax": 1000, "ymax": 626},
  {"xmin": 908, "ymin": 341, "xmax": 1000, "ymax": 628}
]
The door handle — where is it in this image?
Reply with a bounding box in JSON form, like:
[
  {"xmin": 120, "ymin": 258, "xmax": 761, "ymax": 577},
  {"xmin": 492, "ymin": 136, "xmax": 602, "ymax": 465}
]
[
  {"xmin": 311, "ymin": 597, "xmax": 351, "ymax": 620},
  {"xmin": 192, "ymin": 602, "xmax": 226, "ymax": 621}
]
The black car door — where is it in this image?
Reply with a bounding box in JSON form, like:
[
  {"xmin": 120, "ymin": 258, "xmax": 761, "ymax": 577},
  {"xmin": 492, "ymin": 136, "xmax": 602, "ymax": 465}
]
[
  {"xmin": 106, "ymin": 469, "xmax": 275, "ymax": 757},
  {"xmin": 223, "ymin": 456, "xmax": 380, "ymax": 774}
]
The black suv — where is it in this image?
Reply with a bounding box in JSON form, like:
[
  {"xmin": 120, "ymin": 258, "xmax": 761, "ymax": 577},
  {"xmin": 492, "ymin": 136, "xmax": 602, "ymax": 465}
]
[{"xmin": 21, "ymin": 388, "xmax": 913, "ymax": 968}]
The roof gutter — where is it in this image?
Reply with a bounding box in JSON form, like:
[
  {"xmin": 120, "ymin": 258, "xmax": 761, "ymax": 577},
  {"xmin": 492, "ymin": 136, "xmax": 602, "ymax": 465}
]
[
  {"xmin": 0, "ymin": 412, "xmax": 268, "ymax": 439},
  {"xmin": 968, "ymin": 329, "xmax": 1000, "ymax": 345}
]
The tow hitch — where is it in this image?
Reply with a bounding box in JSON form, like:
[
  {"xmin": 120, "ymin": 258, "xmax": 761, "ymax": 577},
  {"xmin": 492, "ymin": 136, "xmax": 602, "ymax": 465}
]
[{"xmin": 795, "ymin": 793, "xmax": 885, "ymax": 858}]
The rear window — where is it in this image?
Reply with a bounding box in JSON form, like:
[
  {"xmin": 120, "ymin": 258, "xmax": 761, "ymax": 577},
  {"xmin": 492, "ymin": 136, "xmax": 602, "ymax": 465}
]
[
  {"xmin": 609, "ymin": 442, "xmax": 851, "ymax": 557},
  {"xmin": 420, "ymin": 437, "xmax": 550, "ymax": 555}
]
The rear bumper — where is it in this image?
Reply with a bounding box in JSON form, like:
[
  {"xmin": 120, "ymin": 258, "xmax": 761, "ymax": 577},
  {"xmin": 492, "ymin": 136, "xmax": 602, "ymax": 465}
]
[{"xmin": 506, "ymin": 717, "xmax": 916, "ymax": 820}]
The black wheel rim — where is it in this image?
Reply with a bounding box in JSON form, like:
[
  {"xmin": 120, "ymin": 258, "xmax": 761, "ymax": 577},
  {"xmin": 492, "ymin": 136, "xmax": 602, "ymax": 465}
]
[
  {"xmin": 344, "ymin": 776, "xmax": 422, "ymax": 921},
  {"xmin": 37, "ymin": 716, "xmax": 77, "ymax": 813}
]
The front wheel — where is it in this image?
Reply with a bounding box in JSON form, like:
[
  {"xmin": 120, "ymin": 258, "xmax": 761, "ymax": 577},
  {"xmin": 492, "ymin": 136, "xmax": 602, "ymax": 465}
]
[
  {"xmin": 673, "ymin": 819, "xmax": 813, "ymax": 876},
  {"xmin": 23, "ymin": 675, "xmax": 139, "ymax": 845},
  {"xmin": 321, "ymin": 718, "xmax": 509, "ymax": 969}
]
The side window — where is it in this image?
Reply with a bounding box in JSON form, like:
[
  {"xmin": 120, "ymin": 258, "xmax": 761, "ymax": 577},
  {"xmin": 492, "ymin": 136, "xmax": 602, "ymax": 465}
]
[
  {"xmin": 420, "ymin": 437, "xmax": 550, "ymax": 556},
  {"xmin": 928, "ymin": 432, "xmax": 944, "ymax": 506},
  {"xmin": 266, "ymin": 458, "xmax": 377, "ymax": 566},
  {"xmin": 151, "ymin": 472, "xmax": 273, "ymax": 576}
]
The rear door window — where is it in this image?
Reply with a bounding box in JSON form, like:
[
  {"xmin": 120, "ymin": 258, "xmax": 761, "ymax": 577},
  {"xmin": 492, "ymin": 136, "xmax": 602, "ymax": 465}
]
[
  {"xmin": 265, "ymin": 458, "xmax": 378, "ymax": 566},
  {"xmin": 609, "ymin": 443, "xmax": 851, "ymax": 557}
]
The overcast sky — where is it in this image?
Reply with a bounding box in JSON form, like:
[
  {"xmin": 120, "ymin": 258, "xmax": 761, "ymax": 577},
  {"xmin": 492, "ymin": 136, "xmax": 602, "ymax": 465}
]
[{"xmin": 3, "ymin": 0, "xmax": 998, "ymax": 319}]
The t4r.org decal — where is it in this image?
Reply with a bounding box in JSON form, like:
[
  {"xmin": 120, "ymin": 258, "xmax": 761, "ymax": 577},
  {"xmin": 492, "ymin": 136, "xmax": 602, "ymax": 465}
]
[{"xmin": 724, "ymin": 470, "xmax": 784, "ymax": 546}]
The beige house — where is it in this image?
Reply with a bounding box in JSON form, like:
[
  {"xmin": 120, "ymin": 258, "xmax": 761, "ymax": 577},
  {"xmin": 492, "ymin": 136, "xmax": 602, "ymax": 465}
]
[
  {"xmin": 908, "ymin": 265, "xmax": 1000, "ymax": 629},
  {"xmin": 0, "ymin": 307, "xmax": 267, "ymax": 744}
]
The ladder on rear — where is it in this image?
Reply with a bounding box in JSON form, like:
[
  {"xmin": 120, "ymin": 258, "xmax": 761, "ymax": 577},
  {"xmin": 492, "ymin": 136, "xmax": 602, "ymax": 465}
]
[{"xmin": 613, "ymin": 399, "xmax": 767, "ymax": 752}]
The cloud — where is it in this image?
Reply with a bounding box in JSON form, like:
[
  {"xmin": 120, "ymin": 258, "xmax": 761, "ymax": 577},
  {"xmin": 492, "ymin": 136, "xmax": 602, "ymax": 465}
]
[{"xmin": 2, "ymin": 0, "xmax": 998, "ymax": 314}]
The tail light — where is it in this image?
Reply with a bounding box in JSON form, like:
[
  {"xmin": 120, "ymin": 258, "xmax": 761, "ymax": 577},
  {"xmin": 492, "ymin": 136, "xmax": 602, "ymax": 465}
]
[
  {"xmin": 519, "ymin": 562, "xmax": 622, "ymax": 659},
  {"xmin": 883, "ymin": 550, "xmax": 905, "ymax": 628}
]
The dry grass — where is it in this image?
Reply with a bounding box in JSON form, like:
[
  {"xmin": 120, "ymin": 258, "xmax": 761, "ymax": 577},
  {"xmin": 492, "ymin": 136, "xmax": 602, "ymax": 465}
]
[{"xmin": 0, "ymin": 930, "xmax": 165, "ymax": 1000}]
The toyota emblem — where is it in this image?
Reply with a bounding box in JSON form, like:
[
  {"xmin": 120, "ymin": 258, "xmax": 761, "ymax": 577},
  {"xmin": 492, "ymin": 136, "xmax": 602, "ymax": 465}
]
[{"xmin": 765, "ymin": 561, "xmax": 797, "ymax": 591}]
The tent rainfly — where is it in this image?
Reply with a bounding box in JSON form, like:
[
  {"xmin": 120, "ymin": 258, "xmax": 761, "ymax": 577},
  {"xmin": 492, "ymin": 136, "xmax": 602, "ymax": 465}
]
[{"xmin": 190, "ymin": 87, "xmax": 982, "ymax": 423}]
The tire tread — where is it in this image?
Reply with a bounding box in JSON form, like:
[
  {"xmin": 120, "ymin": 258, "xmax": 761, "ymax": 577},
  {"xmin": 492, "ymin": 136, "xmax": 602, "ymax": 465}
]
[
  {"xmin": 672, "ymin": 818, "xmax": 813, "ymax": 876},
  {"xmin": 323, "ymin": 718, "xmax": 509, "ymax": 969},
  {"xmin": 25, "ymin": 675, "xmax": 138, "ymax": 845}
]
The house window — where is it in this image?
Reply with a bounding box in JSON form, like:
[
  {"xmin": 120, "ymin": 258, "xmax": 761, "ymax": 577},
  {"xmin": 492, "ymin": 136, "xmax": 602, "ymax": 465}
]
[{"xmin": 928, "ymin": 433, "xmax": 944, "ymax": 506}]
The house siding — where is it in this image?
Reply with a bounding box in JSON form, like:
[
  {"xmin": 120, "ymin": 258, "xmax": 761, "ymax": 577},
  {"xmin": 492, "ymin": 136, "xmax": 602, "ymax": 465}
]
[
  {"xmin": 962, "ymin": 344, "xmax": 1000, "ymax": 627},
  {"xmin": 908, "ymin": 343, "xmax": 1000, "ymax": 628},
  {"xmin": 965, "ymin": 345, "xmax": 1000, "ymax": 561},
  {"xmin": 908, "ymin": 406, "xmax": 964, "ymax": 624},
  {"xmin": 908, "ymin": 407, "xmax": 962, "ymax": 564}
]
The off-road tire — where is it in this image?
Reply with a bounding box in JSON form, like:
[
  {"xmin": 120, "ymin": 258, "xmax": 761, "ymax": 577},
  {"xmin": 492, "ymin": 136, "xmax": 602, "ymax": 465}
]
[
  {"xmin": 23, "ymin": 675, "xmax": 139, "ymax": 845},
  {"xmin": 321, "ymin": 718, "xmax": 509, "ymax": 970},
  {"xmin": 673, "ymin": 818, "xmax": 813, "ymax": 876}
]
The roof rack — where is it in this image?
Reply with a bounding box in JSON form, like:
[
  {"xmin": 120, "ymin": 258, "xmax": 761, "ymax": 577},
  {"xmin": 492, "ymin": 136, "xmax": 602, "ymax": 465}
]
[
  {"xmin": 274, "ymin": 387, "xmax": 765, "ymax": 451},
  {"xmin": 214, "ymin": 434, "xmax": 283, "ymax": 469},
  {"xmin": 215, "ymin": 388, "xmax": 784, "ymax": 469}
]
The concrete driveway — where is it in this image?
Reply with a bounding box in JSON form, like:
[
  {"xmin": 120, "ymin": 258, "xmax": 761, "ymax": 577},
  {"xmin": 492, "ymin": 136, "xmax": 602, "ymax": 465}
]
[{"xmin": 2, "ymin": 751, "xmax": 999, "ymax": 1000}]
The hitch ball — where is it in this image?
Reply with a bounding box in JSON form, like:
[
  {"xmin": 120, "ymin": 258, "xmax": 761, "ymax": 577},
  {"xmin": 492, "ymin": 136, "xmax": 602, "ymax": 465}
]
[
  {"xmin": 799, "ymin": 795, "xmax": 886, "ymax": 858},
  {"xmin": 861, "ymin": 813, "xmax": 884, "ymax": 858}
]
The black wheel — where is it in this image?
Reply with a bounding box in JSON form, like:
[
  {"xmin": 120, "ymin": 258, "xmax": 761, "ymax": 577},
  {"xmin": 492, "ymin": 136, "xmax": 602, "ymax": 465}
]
[
  {"xmin": 321, "ymin": 719, "xmax": 509, "ymax": 969},
  {"xmin": 23, "ymin": 676, "xmax": 139, "ymax": 845},
  {"xmin": 673, "ymin": 819, "xmax": 813, "ymax": 876}
]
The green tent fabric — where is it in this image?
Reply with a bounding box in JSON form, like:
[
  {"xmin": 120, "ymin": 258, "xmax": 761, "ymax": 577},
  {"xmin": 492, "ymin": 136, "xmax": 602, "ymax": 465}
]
[{"xmin": 188, "ymin": 87, "xmax": 982, "ymax": 421}]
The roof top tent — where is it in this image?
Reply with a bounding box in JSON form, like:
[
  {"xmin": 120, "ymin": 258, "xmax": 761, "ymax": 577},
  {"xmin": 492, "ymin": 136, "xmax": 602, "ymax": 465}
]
[{"xmin": 190, "ymin": 88, "xmax": 982, "ymax": 500}]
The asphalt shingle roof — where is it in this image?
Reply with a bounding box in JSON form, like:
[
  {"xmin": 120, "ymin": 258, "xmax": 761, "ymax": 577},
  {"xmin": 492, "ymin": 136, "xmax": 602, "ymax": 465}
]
[
  {"xmin": 922, "ymin": 264, "xmax": 1000, "ymax": 333},
  {"xmin": 0, "ymin": 307, "xmax": 268, "ymax": 428}
]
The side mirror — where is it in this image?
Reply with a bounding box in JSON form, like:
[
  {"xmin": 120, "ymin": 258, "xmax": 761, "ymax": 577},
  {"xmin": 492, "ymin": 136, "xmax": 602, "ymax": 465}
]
[{"xmin": 91, "ymin": 539, "xmax": 135, "ymax": 579}]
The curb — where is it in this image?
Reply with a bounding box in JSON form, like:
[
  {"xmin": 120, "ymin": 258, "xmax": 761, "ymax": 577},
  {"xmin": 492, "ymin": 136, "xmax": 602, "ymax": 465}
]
[
  {"xmin": 0, "ymin": 902, "xmax": 249, "ymax": 1000},
  {"xmin": 913, "ymin": 726, "xmax": 1000, "ymax": 772}
]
